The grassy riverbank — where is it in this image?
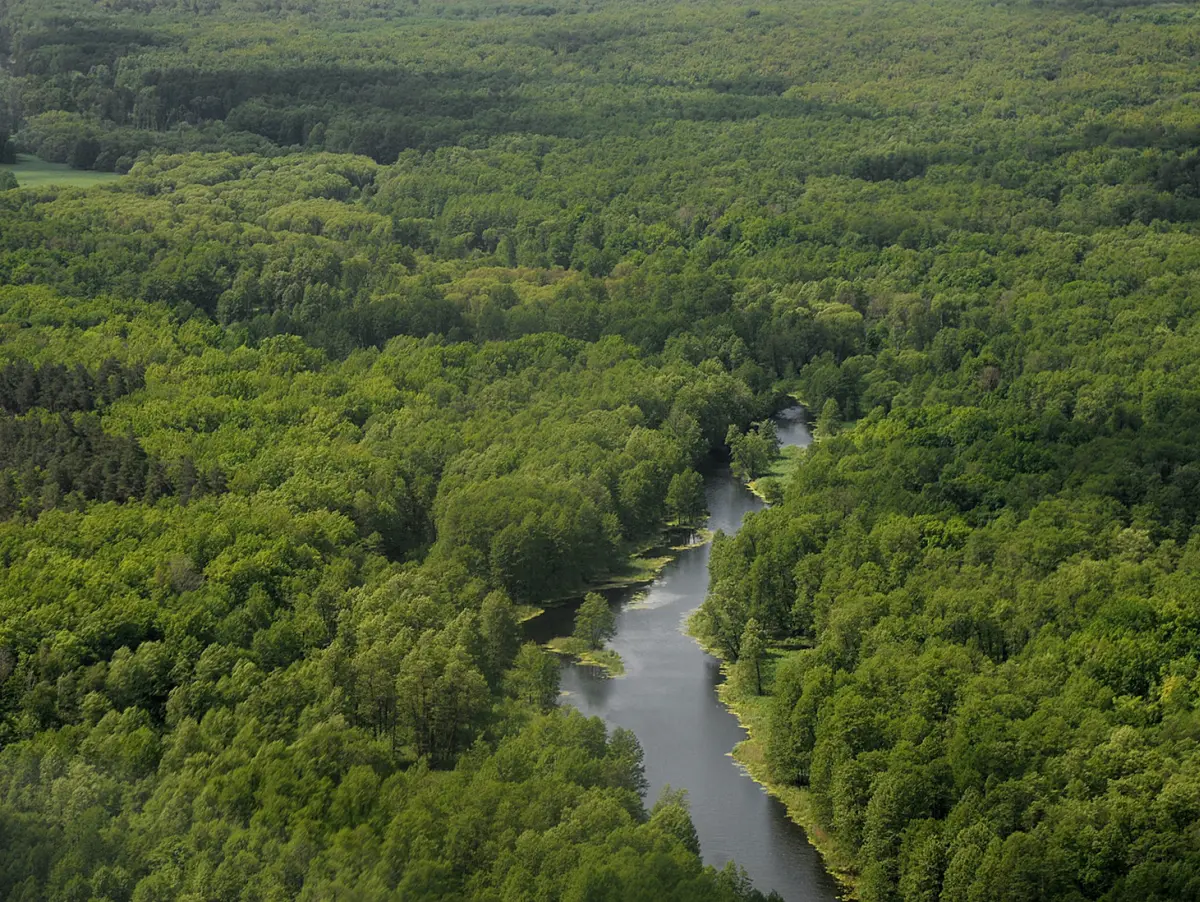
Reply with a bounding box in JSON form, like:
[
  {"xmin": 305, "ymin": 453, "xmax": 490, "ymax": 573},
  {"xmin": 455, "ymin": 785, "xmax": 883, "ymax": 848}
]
[
  {"xmin": 602, "ymin": 526, "xmax": 713, "ymax": 585},
  {"xmin": 704, "ymin": 407, "xmax": 865, "ymax": 894},
  {"xmin": 716, "ymin": 670, "xmax": 859, "ymax": 899},
  {"xmin": 686, "ymin": 616, "xmax": 858, "ymax": 898},
  {"xmin": 544, "ymin": 636, "xmax": 625, "ymax": 677},
  {"xmin": 715, "ymin": 676, "xmax": 859, "ymax": 897},
  {"xmin": 747, "ymin": 444, "xmax": 806, "ymax": 504},
  {"xmin": 535, "ymin": 528, "xmax": 713, "ymax": 676},
  {"xmin": 524, "ymin": 526, "xmax": 714, "ymax": 623}
]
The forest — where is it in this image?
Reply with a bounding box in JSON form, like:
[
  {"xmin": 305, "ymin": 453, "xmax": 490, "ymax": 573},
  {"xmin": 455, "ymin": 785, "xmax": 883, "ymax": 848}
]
[{"xmin": 0, "ymin": 0, "xmax": 1199, "ymax": 899}]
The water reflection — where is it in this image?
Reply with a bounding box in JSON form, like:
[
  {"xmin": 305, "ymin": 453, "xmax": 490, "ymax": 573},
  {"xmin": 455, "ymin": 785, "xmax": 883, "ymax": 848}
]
[
  {"xmin": 774, "ymin": 405, "xmax": 814, "ymax": 449},
  {"xmin": 527, "ymin": 408, "xmax": 839, "ymax": 901}
]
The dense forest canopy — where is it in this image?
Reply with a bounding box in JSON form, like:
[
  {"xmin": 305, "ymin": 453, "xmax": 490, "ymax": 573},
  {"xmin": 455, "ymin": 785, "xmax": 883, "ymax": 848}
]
[{"xmin": 0, "ymin": 0, "xmax": 1199, "ymax": 899}]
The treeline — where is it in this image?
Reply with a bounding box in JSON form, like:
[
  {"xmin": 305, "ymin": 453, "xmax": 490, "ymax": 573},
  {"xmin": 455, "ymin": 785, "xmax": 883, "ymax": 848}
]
[
  {"xmin": 0, "ymin": 150, "xmax": 850, "ymax": 372},
  {"xmin": 3, "ymin": 0, "xmax": 1200, "ymax": 235}
]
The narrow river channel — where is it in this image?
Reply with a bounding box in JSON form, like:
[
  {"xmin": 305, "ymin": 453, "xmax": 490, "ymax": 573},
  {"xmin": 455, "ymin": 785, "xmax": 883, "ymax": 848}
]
[{"xmin": 525, "ymin": 407, "xmax": 840, "ymax": 901}]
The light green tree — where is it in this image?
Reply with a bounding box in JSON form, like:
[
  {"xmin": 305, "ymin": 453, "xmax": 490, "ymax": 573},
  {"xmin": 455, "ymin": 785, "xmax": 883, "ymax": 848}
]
[
  {"xmin": 650, "ymin": 786, "xmax": 701, "ymax": 856},
  {"xmin": 573, "ymin": 592, "xmax": 616, "ymax": 650},
  {"xmin": 815, "ymin": 398, "xmax": 840, "ymax": 440},
  {"xmin": 507, "ymin": 642, "xmax": 560, "ymax": 712}
]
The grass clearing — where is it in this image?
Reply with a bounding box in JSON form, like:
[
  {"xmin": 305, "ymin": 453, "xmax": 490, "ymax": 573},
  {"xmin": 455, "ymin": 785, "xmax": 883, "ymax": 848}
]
[
  {"xmin": 748, "ymin": 444, "xmax": 806, "ymax": 503},
  {"xmin": 1, "ymin": 155, "xmax": 123, "ymax": 189}
]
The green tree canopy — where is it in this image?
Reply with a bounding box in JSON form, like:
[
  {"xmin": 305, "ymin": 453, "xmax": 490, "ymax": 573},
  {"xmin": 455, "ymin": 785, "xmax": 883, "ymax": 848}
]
[{"xmin": 574, "ymin": 592, "xmax": 618, "ymax": 651}]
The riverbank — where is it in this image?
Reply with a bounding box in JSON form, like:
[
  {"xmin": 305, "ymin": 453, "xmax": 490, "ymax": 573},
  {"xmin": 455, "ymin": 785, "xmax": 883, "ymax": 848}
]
[
  {"xmin": 747, "ymin": 444, "xmax": 806, "ymax": 503},
  {"xmin": 686, "ymin": 564, "xmax": 859, "ymax": 895},
  {"xmin": 522, "ymin": 527, "xmax": 714, "ymax": 623},
  {"xmin": 714, "ymin": 667, "xmax": 859, "ymax": 900},
  {"xmin": 700, "ymin": 404, "xmax": 860, "ymax": 895},
  {"xmin": 535, "ymin": 529, "xmax": 714, "ymax": 677},
  {"xmin": 530, "ymin": 428, "xmax": 842, "ymax": 900},
  {"xmin": 744, "ymin": 398, "xmax": 812, "ymax": 503},
  {"xmin": 544, "ymin": 636, "xmax": 625, "ymax": 677}
]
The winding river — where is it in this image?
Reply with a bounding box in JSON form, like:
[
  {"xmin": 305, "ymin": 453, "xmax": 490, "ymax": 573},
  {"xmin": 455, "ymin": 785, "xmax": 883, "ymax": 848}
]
[{"xmin": 525, "ymin": 407, "xmax": 839, "ymax": 901}]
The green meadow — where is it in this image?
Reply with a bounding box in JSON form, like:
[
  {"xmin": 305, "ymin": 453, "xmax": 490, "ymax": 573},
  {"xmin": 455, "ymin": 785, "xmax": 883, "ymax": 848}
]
[{"xmin": 1, "ymin": 154, "xmax": 122, "ymax": 189}]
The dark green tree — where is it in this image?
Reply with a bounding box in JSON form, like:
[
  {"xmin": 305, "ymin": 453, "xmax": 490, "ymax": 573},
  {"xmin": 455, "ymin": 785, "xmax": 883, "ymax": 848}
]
[
  {"xmin": 736, "ymin": 617, "xmax": 768, "ymax": 696},
  {"xmin": 666, "ymin": 469, "xmax": 707, "ymax": 529}
]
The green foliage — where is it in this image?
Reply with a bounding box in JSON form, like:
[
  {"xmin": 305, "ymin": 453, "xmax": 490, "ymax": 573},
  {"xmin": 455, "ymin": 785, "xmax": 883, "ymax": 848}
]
[
  {"xmin": 727, "ymin": 420, "xmax": 780, "ymax": 481},
  {"xmin": 507, "ymin": 642, "xmax": 561, "ymax": 712},
  {"xmin": 0, "ymin": 288, "xmax": 767, "ymax": 901},
  {"xmin": 666, "ymin": 468, "xmax": 707, "ymax": 528},
  {"xmin": 2, "ymin": 0, "xmax": 1200, "ymax": 897},
  {"xmin": 814, "ymin": 398, "xmax": 840, "ymax": 441},
  {"xmin": 574, "ymin": 592, "xmax": 617, "ymax": 651},
  {"xmin": 395, "ymin": 628, "xmax": 490, "ymax": 766},
  {"xmin": 651, "ymin": 787, "xmax": 702, "ymax": 857},
  {"xmin": 698, "ymin": 261, "xmax": 1200, "ymax": 898},
  {"xmin": 734, "ymin": 618, "xmax": 768, "ymax": 696}
]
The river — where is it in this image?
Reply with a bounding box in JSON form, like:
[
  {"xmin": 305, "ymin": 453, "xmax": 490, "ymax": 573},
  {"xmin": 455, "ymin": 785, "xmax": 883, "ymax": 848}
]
[{"xmin": 525, "ymin": 406, "xmax": 839, "ymax": 901}]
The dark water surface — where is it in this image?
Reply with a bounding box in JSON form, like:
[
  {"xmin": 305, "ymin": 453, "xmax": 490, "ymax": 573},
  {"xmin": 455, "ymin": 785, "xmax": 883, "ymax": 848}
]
[{"xmin": 526, "ymin": 407, "xmax": 839, "ymax": 901}]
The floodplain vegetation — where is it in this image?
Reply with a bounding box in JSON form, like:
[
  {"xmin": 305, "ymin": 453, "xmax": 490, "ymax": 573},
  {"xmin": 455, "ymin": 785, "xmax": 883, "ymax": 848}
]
[{"xmin": 0, "ymin": 0, "xmax": 1199, "ymax": 899}]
